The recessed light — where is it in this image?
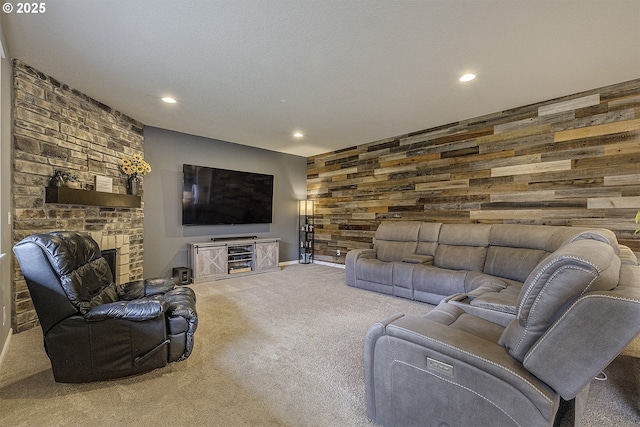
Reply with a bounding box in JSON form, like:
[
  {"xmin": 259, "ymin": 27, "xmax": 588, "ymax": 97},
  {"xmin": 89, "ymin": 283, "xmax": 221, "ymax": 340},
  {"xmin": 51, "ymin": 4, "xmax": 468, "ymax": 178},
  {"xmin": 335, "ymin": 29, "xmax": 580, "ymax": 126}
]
[
  {"xmin": 459, "ymin": 74, "xmax": 476, "ymax": 82},
  {"xmin": 293, "ymin": 132, "xmax": 304, "ymax": 138},
  {"xmin": 162, "ymin": 97, "xmax": 177, "ymax": 104}
]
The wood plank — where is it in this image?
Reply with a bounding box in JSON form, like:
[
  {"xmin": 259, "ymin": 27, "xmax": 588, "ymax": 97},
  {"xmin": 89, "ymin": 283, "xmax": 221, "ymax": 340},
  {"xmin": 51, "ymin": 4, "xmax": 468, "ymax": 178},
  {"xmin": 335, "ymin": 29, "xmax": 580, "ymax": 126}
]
[
  {"xmin": 538, "ymin": 94, "xmax": 600, "ymax": 116},
  {"xmin": 415, "ymin": 179, "xmax": 470, "ymax": 191},
  {"xmin": 492, "ymin": 159, "xmax": 571, "ymax": 177},
  {"xmin": 553, "ymin": 118, "xmax": 640, "ymax": 142},
  {"xmin": 470, "ymin": 209, "xmax": 542, "ymax": 220},
  {"xmin": 490, "ymin": 190, "xmax": 555, "ymax": 203},
  {"xmin": 604, "ymin": 174, "xmax": 640, "ymax": 186},
  {"xmin": 587, "ymin": 196, "xmax": 640, "ymax": 209}
]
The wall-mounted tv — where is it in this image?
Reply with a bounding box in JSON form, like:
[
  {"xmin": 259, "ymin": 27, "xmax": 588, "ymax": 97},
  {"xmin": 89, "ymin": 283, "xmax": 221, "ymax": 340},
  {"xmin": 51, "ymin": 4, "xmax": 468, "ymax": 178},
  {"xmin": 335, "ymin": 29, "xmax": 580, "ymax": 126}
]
[{"xmin": 182, "ymin": 164, "xmax": 274, "ymax": 225}]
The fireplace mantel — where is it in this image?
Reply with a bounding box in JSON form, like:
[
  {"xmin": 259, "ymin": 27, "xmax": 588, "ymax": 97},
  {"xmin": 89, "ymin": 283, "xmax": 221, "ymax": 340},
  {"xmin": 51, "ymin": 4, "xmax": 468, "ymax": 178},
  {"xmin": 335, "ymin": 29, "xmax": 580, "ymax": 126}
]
[{"xmin": 45, "ymin": 187, "xmax": 141, "ymax": 208}]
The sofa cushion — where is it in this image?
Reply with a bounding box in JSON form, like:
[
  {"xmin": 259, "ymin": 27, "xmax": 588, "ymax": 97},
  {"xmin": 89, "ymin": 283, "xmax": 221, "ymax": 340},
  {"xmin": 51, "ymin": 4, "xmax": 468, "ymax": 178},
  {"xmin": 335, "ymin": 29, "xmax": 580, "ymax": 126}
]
[
  {"xmin": 484, "ymin": 246, "xmax": 548, "ymax": 283},
  {"xmin": 413, "ymin": 265, "xmax": 468, "ymax": 296},
  {"xmin": 433, "ymin": 224, "xmax": 490, "ymax": 271},
  {"xmin": 416, "ymin": 222, "xmax": 442, "ymax": 256},
  {"xmin": 357, "ymin": 258, "xmax": 394, "ymax": 284},
  {"xmin": 499, "ymin": 239, "xmax": 621, "ymax": 361},
  {"xmin": 435, "ymin": 245, "xmax": 488, "ymax": 271},
  {"xmin": 374, "ymin": 221, "xmax": 421, "ymax": 262}
]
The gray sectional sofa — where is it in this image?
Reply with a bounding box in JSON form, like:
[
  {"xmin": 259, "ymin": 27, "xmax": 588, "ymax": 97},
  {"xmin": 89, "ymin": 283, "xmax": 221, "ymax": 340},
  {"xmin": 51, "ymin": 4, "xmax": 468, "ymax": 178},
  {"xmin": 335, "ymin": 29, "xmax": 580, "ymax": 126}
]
[
  {"xmin": 347, "ymin": 221, "xmax": 640, "ymax": 426},
  {"xmin": 346, "ymin": 221, "xmax": 629, "ymax": 313}
]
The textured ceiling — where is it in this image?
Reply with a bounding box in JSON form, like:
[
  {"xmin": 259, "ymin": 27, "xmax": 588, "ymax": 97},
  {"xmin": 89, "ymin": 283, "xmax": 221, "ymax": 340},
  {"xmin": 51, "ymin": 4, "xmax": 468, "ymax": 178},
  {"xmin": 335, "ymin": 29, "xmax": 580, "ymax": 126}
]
[{"xmin": 2, "ymin": 1, "xmax": 639, "ymax": 157}]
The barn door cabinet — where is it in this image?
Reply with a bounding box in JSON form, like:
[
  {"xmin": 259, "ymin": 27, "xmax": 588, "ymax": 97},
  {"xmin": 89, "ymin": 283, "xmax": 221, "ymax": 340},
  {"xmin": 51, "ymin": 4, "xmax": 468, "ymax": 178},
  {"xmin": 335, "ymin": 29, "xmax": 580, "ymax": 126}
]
[{"xmin": 188, "ymin": 238, "xmax": 280, "ymax": 283}]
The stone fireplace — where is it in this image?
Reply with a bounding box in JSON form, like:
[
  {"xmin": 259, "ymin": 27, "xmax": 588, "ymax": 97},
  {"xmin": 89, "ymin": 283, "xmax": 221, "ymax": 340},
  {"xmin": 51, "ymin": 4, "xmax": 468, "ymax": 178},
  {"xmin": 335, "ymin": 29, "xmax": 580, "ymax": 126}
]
[
  {"xmin": 91, "ymin": 232, "xmax": 133, "ymax": 285},
  {"xmin": 11, "ymin": 60, "xmax": 146, "ymax": 332}
]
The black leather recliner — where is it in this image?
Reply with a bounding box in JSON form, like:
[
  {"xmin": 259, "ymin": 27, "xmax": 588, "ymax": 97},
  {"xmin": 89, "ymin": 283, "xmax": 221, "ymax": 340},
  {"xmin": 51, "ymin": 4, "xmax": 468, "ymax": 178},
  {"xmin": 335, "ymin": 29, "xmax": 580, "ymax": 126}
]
[{"xmin": 13, "ymin": 231, "xmax": 198, "ymax": 383}]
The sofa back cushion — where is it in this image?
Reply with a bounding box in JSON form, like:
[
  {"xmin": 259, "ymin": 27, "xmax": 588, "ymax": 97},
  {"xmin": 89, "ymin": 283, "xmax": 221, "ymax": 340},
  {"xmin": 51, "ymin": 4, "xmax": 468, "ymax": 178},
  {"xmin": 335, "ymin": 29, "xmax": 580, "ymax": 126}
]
[
  {"xmin": 499, "ymin": 239, "xmax": 621, "ymax": 362},
  {"xmin": 17, "ymin": 231, "xmax": 118, "ymax": 315},
  {"xmin": 434, "ymin": 224, "xmax": 490, "ymax": 271},
  {"xmin": 416, "ymin": 222, "xmax": 442, "ymax": 256},
  {"xmin": 484, "ymin": 247, "xmax": 548, "ymax": 283},
  {"xmin": 374, "ymin": 221, "xmax": 421, "ymax": 262},
  {"xmin": 484, "ymin": 224, "xmax": 621, "ymax": 283},
  {"xmin": 485, "ymin": 224, "xmax": 564, "ymax": 283}
]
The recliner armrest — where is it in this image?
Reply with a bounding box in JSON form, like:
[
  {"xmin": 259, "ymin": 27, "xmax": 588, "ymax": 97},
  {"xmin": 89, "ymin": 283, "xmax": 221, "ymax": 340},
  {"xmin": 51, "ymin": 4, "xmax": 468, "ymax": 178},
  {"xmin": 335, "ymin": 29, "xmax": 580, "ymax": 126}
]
[
  {"xmin": 144, "ymin": 278, "xmax": 175, "ymax": 296},
  {"xmin": 84, "ymin": 298, "xmax": 166, "ymax": 321},
  {"xmin": 117, "ymin": 277, "xmax": 175, "ymax": 300}
]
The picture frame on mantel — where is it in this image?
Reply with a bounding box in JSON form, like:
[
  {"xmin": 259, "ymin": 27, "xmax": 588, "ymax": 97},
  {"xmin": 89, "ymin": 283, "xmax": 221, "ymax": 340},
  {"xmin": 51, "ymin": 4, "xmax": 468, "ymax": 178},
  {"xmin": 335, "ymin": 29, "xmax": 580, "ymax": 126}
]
[{"xmin": 94, "ymin": 175, "xmax": 113, "ymax": 193}]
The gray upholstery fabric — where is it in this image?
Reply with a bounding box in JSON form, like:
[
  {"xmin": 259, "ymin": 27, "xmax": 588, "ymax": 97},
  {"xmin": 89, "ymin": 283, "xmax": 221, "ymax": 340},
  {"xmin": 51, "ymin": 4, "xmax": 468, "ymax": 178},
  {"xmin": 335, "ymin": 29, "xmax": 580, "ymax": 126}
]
[
  {"xmin": 374, "ymin": 222, "xmax": 421, "ymax": 262},
  {"xmin": 433, "ymin": 224, "xmax": 490, "ymax": 271},
  {"xmin": 438, "ymin": 223, "xmax": 491, "ymax": 246},
  {"xmin": 499, "ymin": 240, "xmax": 620, "ymax": 361},
  {"xmin": 362, "ymin": 223, "xmax": 640, "ymax": 427},
  {"xmin": 470, "ymin": 285, "xmax": 521, "ymax": 315},
  {"xmin": 483, "ymin": 246, "xmax": 548, "ymax": 283},
  {"xmin": 392, "ymin": 263, "xmax": 414, "ymax": 299},
  {"xmin": 435, "ymin": 244, "xmax": 488, "ymax": 271},
  {"xmin": 346, "ymin": 221, "xmax": 632, "ymax": 308},
  {"xmin": 366, "ymin": 310, "xmax": 560, "ymax": 427},
  {"xmin": 356, "ymin": 258, "xmax": 393, "ymax": 285},
  {"xmin": 416, "ymin": 222, "xmax": 442, "ymax": 256},
  {"xmin": 523, "ymin": 286, "xmax": 640, "ymax": 399},
  {"xmin": 345, "ymin": 248, "xmax": 374, "ymax": 286},
  {"xmin": 412, "ymin": 265, "xmax": 468, "ymax": 296}
]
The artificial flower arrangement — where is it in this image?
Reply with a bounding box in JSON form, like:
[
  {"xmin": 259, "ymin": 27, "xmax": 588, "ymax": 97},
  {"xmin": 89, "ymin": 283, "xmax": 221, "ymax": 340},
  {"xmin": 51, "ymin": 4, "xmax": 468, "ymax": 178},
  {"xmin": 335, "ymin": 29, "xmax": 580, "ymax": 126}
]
[{"xmin": 120, "ymin": 154, "xmax": 151, "ymax": 178}]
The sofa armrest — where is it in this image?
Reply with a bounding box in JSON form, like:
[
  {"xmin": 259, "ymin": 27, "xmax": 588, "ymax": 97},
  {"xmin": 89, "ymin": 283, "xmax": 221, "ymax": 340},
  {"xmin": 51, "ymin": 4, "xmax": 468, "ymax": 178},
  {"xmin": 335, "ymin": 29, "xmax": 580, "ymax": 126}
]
[
  {"xmin": 84, "ymin": 297, "xmax": 166, "ymax": 321},
  {"xmin": 345, "ymin": 248, "xmax": 375, "ymax": 286},
  {"xmin": 366, "ymin": 313, "xmax": 557, "ymax": 421},
  {"xmin": 117, "ymin": 277, "xmax": 175, "ymax": 300}
]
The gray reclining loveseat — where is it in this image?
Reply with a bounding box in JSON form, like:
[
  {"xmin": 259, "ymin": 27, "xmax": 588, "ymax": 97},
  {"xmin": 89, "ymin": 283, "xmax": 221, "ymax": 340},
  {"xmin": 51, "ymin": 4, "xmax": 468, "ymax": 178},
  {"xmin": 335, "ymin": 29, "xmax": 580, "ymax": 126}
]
[{"xmin": 348, "ymin": 221, "xmax": 640, "ymax": 426}]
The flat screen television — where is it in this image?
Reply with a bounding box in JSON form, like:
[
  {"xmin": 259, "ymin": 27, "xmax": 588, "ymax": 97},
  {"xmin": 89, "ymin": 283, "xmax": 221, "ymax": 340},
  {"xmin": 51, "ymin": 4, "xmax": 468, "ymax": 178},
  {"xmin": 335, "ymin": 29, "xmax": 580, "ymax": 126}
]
[{"xmin": 182, "ymin": 164, "xmax": 274, "ymax": 225}]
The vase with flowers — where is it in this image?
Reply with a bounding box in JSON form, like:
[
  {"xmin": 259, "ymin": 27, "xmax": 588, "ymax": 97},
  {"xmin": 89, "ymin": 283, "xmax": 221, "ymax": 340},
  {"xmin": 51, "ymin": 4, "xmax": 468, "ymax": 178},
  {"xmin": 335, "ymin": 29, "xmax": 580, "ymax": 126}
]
[{"xmin": 120, "ymin": 154, "xmax": 151, "ymax": 196}]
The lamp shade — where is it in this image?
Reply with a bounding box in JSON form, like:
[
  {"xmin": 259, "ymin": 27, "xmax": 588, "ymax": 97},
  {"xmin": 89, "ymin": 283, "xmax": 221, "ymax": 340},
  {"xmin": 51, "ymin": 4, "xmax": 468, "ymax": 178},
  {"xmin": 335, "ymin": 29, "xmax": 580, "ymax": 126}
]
[{"xmin": 299, "ymin": 200, "xmax": 314, "ymax": 216}]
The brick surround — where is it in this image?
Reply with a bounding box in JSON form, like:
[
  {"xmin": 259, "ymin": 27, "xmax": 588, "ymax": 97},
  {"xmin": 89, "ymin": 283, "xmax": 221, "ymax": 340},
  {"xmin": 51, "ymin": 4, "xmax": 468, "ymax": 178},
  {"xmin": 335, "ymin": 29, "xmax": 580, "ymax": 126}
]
[{"xmin": 11, "ymin": 60, "xmax": 145, "ymax": 332}]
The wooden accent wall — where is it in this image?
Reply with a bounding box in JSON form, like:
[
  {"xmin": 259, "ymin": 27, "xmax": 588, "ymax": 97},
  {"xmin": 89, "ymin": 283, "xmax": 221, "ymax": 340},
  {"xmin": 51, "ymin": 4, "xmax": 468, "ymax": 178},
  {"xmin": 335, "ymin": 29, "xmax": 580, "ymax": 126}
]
[{"xmin": 307, "ymin": 79, "xmax": 640, "ymax": 264}]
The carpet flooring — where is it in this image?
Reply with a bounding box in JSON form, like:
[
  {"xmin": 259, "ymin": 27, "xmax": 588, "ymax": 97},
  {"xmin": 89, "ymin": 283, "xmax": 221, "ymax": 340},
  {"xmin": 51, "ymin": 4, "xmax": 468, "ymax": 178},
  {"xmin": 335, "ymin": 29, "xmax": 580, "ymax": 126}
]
[{"xmin": 0, "ymin": 264, "xmax": 638, "ymax": 426}]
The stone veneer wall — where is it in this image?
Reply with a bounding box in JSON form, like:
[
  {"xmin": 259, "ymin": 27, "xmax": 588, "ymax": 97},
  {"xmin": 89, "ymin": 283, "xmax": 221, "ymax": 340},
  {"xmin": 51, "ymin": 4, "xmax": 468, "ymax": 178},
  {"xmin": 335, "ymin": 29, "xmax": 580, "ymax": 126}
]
[
  {"xmin": 308, "ymin": 79, "xmax": 640, "ymax": 263},
  {"xmin": 12, "ymin": 60, "xmax": 145, "ymax": 332}
]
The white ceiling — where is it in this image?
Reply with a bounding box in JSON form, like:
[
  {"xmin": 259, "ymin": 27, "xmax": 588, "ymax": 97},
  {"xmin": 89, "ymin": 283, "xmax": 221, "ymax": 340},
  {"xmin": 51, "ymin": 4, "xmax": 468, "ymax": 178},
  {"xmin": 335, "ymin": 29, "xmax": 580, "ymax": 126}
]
[{"xmin": 2, "ymin": 1, "xmax": 639, "ymax": 157}]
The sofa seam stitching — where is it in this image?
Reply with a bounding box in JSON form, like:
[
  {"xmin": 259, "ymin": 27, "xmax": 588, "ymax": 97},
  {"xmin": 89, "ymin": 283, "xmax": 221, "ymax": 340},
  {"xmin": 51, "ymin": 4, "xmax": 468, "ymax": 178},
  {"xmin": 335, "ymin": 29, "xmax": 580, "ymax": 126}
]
[
  {"xmin": 392, "ymin": 359, "xmax": 524, "ymax": 427},
  {"xmin": 392, "ymin": 325, "xmax": 553, "ymax": 404},
  {"xmin": 523, "ymin": 294, "xmax": 640, "ymax": 365}
]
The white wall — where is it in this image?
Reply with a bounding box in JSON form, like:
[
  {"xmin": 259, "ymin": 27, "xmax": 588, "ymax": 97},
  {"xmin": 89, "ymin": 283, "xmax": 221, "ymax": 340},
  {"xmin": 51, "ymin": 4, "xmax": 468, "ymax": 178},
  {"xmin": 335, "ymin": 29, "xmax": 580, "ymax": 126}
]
[{"xmin": 0, "ymin": 21, "xmax": 13, "ymax": 362}]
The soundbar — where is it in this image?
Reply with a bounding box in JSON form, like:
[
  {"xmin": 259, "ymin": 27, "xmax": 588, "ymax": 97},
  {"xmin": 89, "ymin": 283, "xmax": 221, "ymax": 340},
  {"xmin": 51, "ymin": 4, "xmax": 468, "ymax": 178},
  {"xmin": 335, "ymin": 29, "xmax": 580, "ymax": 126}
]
[{"xmin": 211, "ymin": 236, "xmax": 258, "ymax": 241}]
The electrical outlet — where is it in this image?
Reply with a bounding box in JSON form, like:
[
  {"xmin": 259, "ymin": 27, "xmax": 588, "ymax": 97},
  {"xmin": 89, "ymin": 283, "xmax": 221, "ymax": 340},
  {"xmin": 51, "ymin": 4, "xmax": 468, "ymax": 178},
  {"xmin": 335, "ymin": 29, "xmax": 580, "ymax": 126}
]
[{"xmin": 336, "ymin": 249, "xmax": 341, "ymax": 256}]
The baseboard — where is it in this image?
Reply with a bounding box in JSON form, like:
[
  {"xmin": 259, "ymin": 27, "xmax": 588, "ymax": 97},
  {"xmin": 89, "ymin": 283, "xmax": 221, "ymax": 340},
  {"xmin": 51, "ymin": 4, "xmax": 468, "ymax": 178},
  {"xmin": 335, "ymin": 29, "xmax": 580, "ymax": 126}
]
[
  {"xmin": 312, "ymin": 260, "xmax": 345, "ymax": 269},
  {"xmin": 279, "ymin": 260, "xmax": 345, "ymax": 269},
  {"xmin": 0, "ymin": 328, "xmax": 13, "ymax": 371}
]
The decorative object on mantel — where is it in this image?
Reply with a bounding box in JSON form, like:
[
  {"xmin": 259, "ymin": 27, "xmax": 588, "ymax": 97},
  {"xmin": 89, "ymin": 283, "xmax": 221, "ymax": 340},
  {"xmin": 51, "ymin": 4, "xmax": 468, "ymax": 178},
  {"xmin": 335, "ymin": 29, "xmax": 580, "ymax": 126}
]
[
  {"xmin": 62, "ymin": 171, "xmax": 80, "ymax": 188},
  {"xmin": 48, "ymin": 170, "xmax": 65, "ymax": 188},
  {"xmin": 120, "ymin": 154, "xmax": 151, "ymax": 196},
  {"xmin": 94, "ymin": 175, "xmax": 113, "ymax": 193}
]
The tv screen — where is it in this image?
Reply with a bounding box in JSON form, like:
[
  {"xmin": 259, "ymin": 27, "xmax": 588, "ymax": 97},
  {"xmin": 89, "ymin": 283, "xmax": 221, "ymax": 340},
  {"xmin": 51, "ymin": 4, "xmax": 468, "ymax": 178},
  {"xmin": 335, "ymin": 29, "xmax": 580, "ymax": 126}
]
[{"xmin": 182, "ymin": 164, "xmax": 274, "ymax": 225}]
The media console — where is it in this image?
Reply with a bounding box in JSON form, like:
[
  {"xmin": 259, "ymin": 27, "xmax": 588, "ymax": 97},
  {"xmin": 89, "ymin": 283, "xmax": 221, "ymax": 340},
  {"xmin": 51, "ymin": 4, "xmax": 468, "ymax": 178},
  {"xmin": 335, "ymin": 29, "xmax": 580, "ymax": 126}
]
[{"xmin": 187, "ymin": 237, "xmax": 280, "ymax": 283}]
